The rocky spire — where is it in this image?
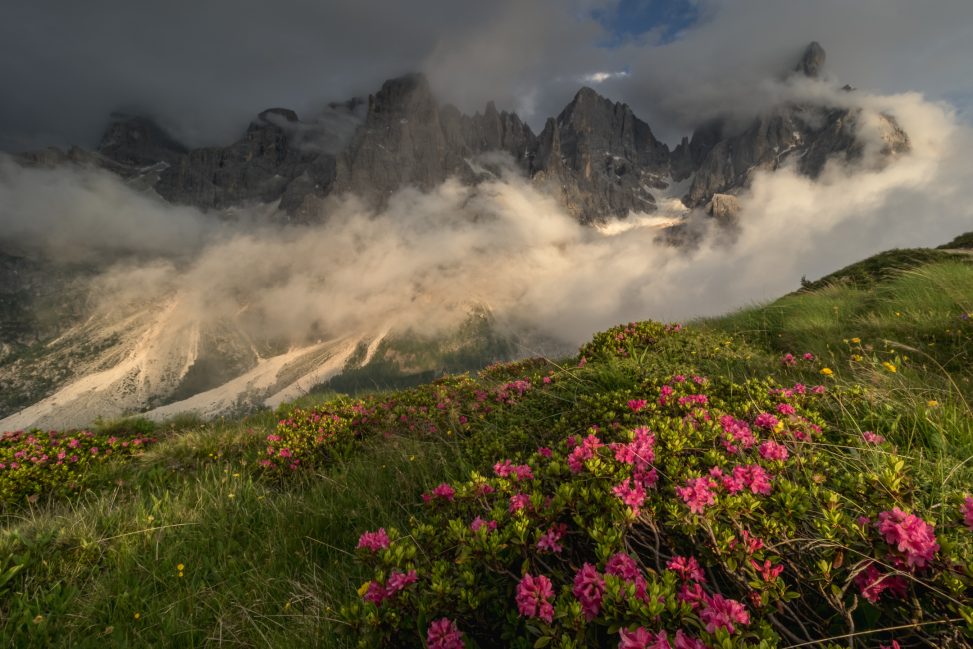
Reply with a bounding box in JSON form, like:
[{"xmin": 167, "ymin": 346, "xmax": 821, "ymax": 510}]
[{"xmin": 794, "ymin": 41, "xmax": 826, "ymax": 78}]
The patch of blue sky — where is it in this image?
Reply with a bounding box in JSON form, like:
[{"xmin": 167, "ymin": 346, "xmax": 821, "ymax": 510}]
[{"xmin": 591, "ymin": 0, "xmax": 699, "ymax": 47}]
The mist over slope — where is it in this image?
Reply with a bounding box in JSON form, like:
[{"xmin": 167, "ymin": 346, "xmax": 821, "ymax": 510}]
[{"xmin": 1, "ymin": 44, "xmax": 971, "ymax": 430}]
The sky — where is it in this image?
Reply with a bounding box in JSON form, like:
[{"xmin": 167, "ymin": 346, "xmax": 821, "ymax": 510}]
[{"xmin": 1, "ymin": 0, "xmax": 971, "ymax": 150}]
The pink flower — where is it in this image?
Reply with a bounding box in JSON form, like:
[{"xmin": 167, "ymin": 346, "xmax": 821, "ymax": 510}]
[
  {"xmin": 628, "ymin": 399, "xmax": 648, "ymax": 413},
  {"xmin": 751, "ymin": 558, "xmax": 784, "ymax": 582},
  {"xmin": 674, "ymin": 631, "xmax": 708, "ymax": 649},
  {"xmin": 803, "ymin": 353, "xmax": 815, "ymax": 361},
  {"xmin": 862, "ymin": 431, "xmax": 885, "ymax": 444},
  {"xmin": 356, "ymin": 528, "xmax": 390, "ymax": 552},
  {"xmin": 855, "ymin": 564, "xmax": 908, "ymax": 603},
  {"xmin": 781, "ymin": 353, "xmax": 797, "ymax": 367},
  {"xmin": 776, "ymin": 403, "xmax": 796, "ymax": 416},
  {"xmin": 572, "ymin": 563, "xmax": 605, "ymax": 621},
  {"xmin": 677, "ymin": 394, "xmax": 708, "ymax": 407},
  {"xmin": 516, "ymin": 573, "xmax": 555, "ymax": 623},
  {"xmin": 427, "ymin": 618, "xmax": 465, "ymax": 649},
  {"xmin": 618, "ymin": 627, "xmax": 653, "ymax": 649},
  {"xmin": 963, "ymin": 496, "xmax": 973, "ymax": 531},
  {"xmin": 537, "ymin": 523, "xmax": 567, "ymax": 553},
  {"xmin": 568, "ymin": 434, "xmax": 603, "ymax": 473},
  {"xmin": 612, "ymin": 427, "xmax": 655, "ymax": 469},
  {"xmin": 578, "ymin": 356, "xmax": 587, "ymax": 368},
  {"xmin": 676, "ymin": 476, "xmax": 717, "ymax": 514},
  {"xmin": 362, "ymin": 581, "xmax": 387, "ymax": 604},
  {"xmin": 678, "ymin": 582, "xmax": 705, "ymax": 609},
  {"xmin": 470, "ymin": 516, "xmax": 497, "ymax": 533},
  {"xmin": 613, "ymin": 478, "xmax": 646, "ymax": 514},
  {"xmin": 425, "ymin": 483, "xmax": 456, "ymax": 502},
  {"xmin": 877, "ymin": 508, "xmax": 939, "ymax": 569},
  {"xmin": 753, "ymin": 413, "xmax": 779, "ymax": 430},
  {"xmin": 658, "ymin": 385, "xmax": 674, "ymax": 406},
  {"xmin": 385, "ymin": 569, "xmax": 418, "ymax": 596},
  {"xmin": 667, "ymin": 555, "xmax": 706, "ymax": 583},
  {"xmin": 758, "ymin": 440, "xmax": 789, "ymax": 462},
  {"xmin": 733, "ymin": 464, "xmax": 773, "ymax": 495},
  {"xmin": 719, "ymin": 416, "xmax": 755, "ymax": 454},
  {"xmin": 699, "ymin": 593, "xmax": 750, "ymax": 634},
  {"xmin": 493, "ymin": 460, "xmax": 534, "ymax": 481},
  {"xmin": 509, "ymin": 493, "xmax": 532, "ymax": 513},
  {"xmin": 537, "ymin": 446, "xmax": 552, "ymax": 458}
]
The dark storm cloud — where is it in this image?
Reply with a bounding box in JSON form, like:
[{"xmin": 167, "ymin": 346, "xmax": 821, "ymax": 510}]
[{"xmin": 1, "ymin": 0, "xmax": 971, "ymax": 151}]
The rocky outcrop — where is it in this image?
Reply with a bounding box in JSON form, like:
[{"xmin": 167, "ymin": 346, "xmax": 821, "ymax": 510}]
[
  {"xmin": 336, "ymin": 74, "xmax": 535, "ymax": 208},
  {"xmin": 529, "ymin": 87, "xmax": 671, "ymax": 222},
  {"xmin": 97, "ymin": 113, "xmax": 188, "ymax": 167},
  {"xmin": 794, "ymin": 41, "xmax": 826, "ymax": 78}
]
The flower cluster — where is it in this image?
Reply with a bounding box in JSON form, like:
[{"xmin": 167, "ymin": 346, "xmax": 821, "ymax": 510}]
[{"xmin": 0, "ymin": 428, "xmax": 156, "ymax": 505}]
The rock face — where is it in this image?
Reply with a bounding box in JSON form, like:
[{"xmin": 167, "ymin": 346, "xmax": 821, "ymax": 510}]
[
  {"xmin": 18, "ymin": 41, "xmax": 910, "ymax": 224},
  {"xmin": 336, "ymin": 73, "xmax": 535, "ymax": 207},
  {"xmin": 795, "ymin": 41, "xmax": 826, "ymax": 78},
  {"xmin": 530, "ymin": 87, "xmax": 671, "ymax": 222}
]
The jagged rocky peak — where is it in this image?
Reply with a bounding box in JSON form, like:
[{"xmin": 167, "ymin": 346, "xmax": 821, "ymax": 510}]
[
  {"xmin": 530, "ymin": 85, "xmax": 672, "ymax": 223},
  {"xmin": 794, "ymin": 41, "xmax": 826, "ymax": 78},
  {"xmin": 97, "ymin": 112, "xmax": 187, "ymax": 166},
  {"xmin": 368, "ymin": 72, "xmax": 437, "ymax": 119}
]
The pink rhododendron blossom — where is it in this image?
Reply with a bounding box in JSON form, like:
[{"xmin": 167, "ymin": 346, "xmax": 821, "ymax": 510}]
[
  {"xmin": 493, "ymin": 460, "xmax": 534, "ymax": 481},
  {"xmin": 963, "ymin": 496, "xmax": 973, "ymax": 530},
  {"xmin": 862, "ymin": 431, "xmax": 885, "ymax": 444},
  {"xmin": 509, "ymin": 493, "xmax": 532, "ymax": 513},
  {"xmin": 719, "ymin": 416, "xmax": 755, "ymax": 454},
  {"xmin": 677, "ymin": 394, "xmax": 709, "ymax": 407},
  {"xmin": 733, "ymin": 464, "xmax": 773, "ymax": 495},
  {"xmin": 627, "ymin": 399, "xmax": 648, "ymax": 413},
  {"xmin": 673, "ymin": 630, "xmax": 708, "ymax": 649},
  {"xmin": 803, "ymin": 353, "xmax": 815, "ymax": 361},
  {"xmin": 612, "ymin": 427, "xmax": 655, "ymax": 469},
  {"xmin": 385, "ymin": 569, "xmax": 418, "ymax": 596},
  {"xmin": 427, "ymin": 618, "xmax": 465, "ymax": 649},
  {"xmin": 424, "ymin": 483, "xmax": 456, "ymax": 502},
  {"xmin": 753, "ymin": 413, "xmax": 779, "ymax": 430},
  {"xmin": 470, "ymin": 517, "xmax": 497, "ymax": 533},
  {"xmin": 781, "ymin": 353, "xmax": 797, "ymax": 367},
  {"xmin": 752, "ymin": 559, "xmax": 784, "ymax": 581},
  {"xmin": 854, "ymin": 564, "xmax": 908, "ymax": 603},
  {"xmin": 776, "ymin": 403, "xmax": 796, "ymax": 416},
  {"xmin": 700, "ymin": 594, "xmax": 750, "ymax": 634},
  {"xmin": 667, "ymin": 555, "xmax": 706, "ymax": 582},
  {"xmin": 537, "ymin": 446, "xmax": 552, "ymax": 458},
  {"xmin": 516, "ymin": 573, "xmax": 555, "ymax": 623},
  {"xmin": 568, "ymin": 434, "xmax": 603, "ymax": 473},
  {"xmin": 877, "ymin": 508, "xmax": 939, "ymax": 568},
  {"xmin": 759, "ymin": 440, "xmax": 789, "ymax": 461},
  {"xmin": 678, "ymin": 582, "xmax": 705, "ymax": 609},
  {"xmin": 356, "ymin": 528, "xmax": 390, "ymax": 552},
  {"xmin": 363, "ymin": 581, "xmax": 387, "ymax": 604},
  {"xmin": 618, "ymin": 627, "xmax": 653, "ymax": 649},
  {"xmin": 634, "ymin": 467, "xmax": 659, "ymax": 489},
  {"xmin": 613, "ymin": 478, "xmax": 646, "ymax": 514},
  {"xmin": 572, "ymin": 563, "xmax": 605, "ymax": 621},
  {"xmin": 537, "ymin": 523, "xmax": 567, "ymax": 553},
  {"xmin": 676, "ymin": 476, "xmax": 718, "ymax": 514},
  {"xmin": 658, "ymin": 385, "xmax": 674, "ymax": 405}
]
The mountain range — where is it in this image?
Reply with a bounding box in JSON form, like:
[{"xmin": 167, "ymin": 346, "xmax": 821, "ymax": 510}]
[{"xmin": 0, "ymin": 42, "xmax": 914, "ymax": 430}]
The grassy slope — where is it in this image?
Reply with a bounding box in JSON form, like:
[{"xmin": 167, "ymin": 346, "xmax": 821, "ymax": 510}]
[{"xmin": 2, "ymin": 254, "xmax": 973, "ymax": 647}]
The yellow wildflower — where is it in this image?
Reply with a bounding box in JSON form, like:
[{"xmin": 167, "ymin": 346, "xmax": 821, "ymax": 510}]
[
  {"xmin": 357, "ymin": 582, "xmax": 371, "ymax": 597},
  {"xmin": 927, "ymin": 400, "xmax": 939, "ymax": 408},
  {"xmin": 851, "ymin": 337, "xmax": 861, "ymax": 344},
  {"xmin": 820, "ymin": 367, "xmax": 833, "ymax": 376},
  {"xmin": 851, "ymin": 354, "xmax": 863, "ymax": 362},
  {"xmin": 177, "ymin": 563, "xmax": 185, "ymax": 571},
  {"xmin": 134, "ymin": 612, "xmax": 141, "ymax": 620},
  {"xmin": 882, "ymin": 362, "xmax": 897, "ymax": 373}
]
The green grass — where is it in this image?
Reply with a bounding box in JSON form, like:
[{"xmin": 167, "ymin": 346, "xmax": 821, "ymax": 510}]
[{"xmin": 2, "ymin": 256, "xmax": 973, "ymax": 647}]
